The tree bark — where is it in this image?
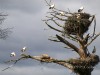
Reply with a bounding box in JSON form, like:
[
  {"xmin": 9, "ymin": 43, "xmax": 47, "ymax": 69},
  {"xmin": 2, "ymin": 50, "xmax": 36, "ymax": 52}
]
[{"xmin": 76, "ymin": 70, "xmax": 92, "ymax": 75}]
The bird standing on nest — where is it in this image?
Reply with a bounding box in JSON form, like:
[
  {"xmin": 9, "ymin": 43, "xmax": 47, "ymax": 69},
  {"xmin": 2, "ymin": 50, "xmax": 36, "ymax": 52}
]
[
  {"xmin": 49, "ymin": 3, "xmax": 55, "ymax": 9},
  {"xmin": 78, "ymin": 6, "xmax": 84, "ymax": 12},
  {"xmin": 59, "ymin": 12, "xmax": 65, "ymax": 16}
]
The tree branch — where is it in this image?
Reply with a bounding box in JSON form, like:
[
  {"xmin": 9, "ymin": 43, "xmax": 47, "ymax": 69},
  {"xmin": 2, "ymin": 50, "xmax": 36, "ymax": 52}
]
[
  {"xmin": 4, "ymin": 54, "xmax": 74, "ymax": 70},
  {"xmin": 51, "ymin": 14, "xmax": 67, "ymax": 21},
  {"xmin": 45, "ymin": 21, "xmax": 63, "ymax": 33},
  {"xmin": 56, "ymin": 34, "xmax": 79, "ymax": 53},
  {"xmin": 52, "ymin": 19, "xmax": 63, "ymax": 27},
  {"xmin": 85, "ymin": 33, "xmax": 100, "ymax": 47}
]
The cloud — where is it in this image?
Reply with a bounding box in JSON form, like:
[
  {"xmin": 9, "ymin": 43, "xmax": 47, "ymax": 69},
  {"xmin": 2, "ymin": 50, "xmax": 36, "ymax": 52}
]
[
  {"xmin": 0, "ymin": 0, "xmax": 100, "ymax": 75},
  {"xmin": 0, "ymin": 0, "xmax": 45, "ymax": 14},
  {"xmin": 0, "ymin": 64, "xmax": 70, "ymax": 75}
]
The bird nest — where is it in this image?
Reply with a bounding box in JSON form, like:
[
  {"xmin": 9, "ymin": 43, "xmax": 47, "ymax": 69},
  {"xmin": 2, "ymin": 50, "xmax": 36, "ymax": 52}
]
[
  {"xmin": 68, "ymin": 54, "xmax": 99, "ymax": 73},
  {"xmin": 63, "ymin": 13, "xmax": 91, "ymax": 35}
]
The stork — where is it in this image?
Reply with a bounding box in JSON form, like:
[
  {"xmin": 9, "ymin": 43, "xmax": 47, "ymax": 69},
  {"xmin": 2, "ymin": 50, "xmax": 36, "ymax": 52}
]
[
  {"xmin": 59, "ymin": 12, "xmax": 65, "ymax": 16},
  {"xmin": 10, "ymin": 52, "xmax": 16, "ymax": 57},
  {"xmin": 21, "ymin": 47, "xmax": 27, "ymax": 52},
  {"xmin": 78, "ymin": 6, "xmax": 84, "ymax": 12},
  {"xmin": 49, "ymin": 3, "xmax": 55, "ymax": 9}
]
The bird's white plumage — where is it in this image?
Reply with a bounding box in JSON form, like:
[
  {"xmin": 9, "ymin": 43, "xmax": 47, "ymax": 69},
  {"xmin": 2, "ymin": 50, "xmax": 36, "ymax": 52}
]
[
  {"xmin": 77, "ymin": 14, "xmax": 81, "ymax": 18},
  {"xmin": 10, "ymin": 52, "xmax": 16, "ymax": 57},
  {"xmin": 78, "ymin": 6, "xmax": 84, "ymax": 12},
  {"xmin": 59, "ymin": 12, "xmax": 65, "ymax": 16},
  {"xmin": 79, "ymin": 6, "xmax": 84, "ymax": 10},
  {"xmin": 21, "ymin": 47, "xmax": 26, "ymax": 52},
  {"xmin": 49, "ymin": 3, "xmax": 55, "ymax": 9}
]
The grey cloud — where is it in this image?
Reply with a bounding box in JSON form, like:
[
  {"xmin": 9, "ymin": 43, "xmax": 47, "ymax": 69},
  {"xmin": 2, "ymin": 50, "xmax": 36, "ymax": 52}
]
[
  {"xmin": 0, "ymin": 0, "xmax": 44, "ymax": 13},
  {"xmin": 0, "ymin": 0, "xmax": 100, "ymax": 75},
  {"xmin": 0, "ymin": 64, "xmax": 70, "ymax": 75}
]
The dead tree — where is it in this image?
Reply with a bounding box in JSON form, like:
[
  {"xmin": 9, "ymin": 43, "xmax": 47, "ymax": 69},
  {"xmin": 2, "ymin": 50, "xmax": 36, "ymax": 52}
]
[{"xmin": 3, "ymin": 0, "xmax": 100, "ymax": 75}]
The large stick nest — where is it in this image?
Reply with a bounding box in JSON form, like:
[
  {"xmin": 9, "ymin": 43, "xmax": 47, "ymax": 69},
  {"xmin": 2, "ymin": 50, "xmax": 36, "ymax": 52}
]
[
  {"xmin": 63, "ymin": 13, "xmax": 91, "ymax": 35},
  {"xmin": 67, "ymin": 54, "xmax": 99, "ymax": 73}
]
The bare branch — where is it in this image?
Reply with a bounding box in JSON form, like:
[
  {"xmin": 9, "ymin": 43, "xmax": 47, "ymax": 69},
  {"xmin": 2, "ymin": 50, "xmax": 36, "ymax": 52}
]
[
  {"xmin": 52, "ymin": 19, "xmax": 63, "ymax": 27},
  {"xmin": 93, "ymin": 16, "xmax": 96, "ymax": 36},
  {"xmin": 44, "ymin": 0, "xmax": 51, "ymax": 6},
  {"xmin": 48, "ymin": 38, "xmax": 60, "ymax": 42},
  {"xmin": 51, "ymin": 14, "xmax": 67, "ymax": 21},
  {"xmin": 4, "ymin": 54, "xmax": 74, "ymax": 70},
  {"xmin": 45, "ymin": 21, "xmax": 63, "ymax": 33},
  {"xmin": 2, "ymin": 65, "xmax": 14, "ymax": 71},
  {"xmin": 85, "ymin": 33, "xmax": 100, "ymax": 47},
  {"xmin": 56, "ymin": 34, "xmax": 79, "ymax": 53},
  {"xmin": 65, "ymin": 35, "xmax": 78, "ymax": 42},
  {"xmin": 64, "ymin": 46, "xmax": 72, "ymax": 49}
]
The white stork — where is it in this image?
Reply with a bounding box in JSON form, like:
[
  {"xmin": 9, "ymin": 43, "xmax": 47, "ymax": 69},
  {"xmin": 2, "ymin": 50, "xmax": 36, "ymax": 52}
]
[
  {"xmin": 78, "ymin": 6, "xmax": 84, "ymax": 12},
  {"xmin": 59, "ymin": 12, "xmax": 65, "ymax": 16},
  {"xmin": 49, "ymin": 3, "xmax": 55, "ymax": 9},
  {"xmin": 10, "ymin": 52, "xmax": 16, "ymax": 57},
  {"xmin": 21, "ymin": 47, "xmax": 27, "ymax": 52}
]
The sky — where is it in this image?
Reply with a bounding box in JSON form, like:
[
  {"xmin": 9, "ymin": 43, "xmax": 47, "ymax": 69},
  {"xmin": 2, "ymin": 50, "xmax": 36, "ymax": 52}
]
[{"xmin": 0, "ymin": 0, "xmax": 100, "ymax": 75}]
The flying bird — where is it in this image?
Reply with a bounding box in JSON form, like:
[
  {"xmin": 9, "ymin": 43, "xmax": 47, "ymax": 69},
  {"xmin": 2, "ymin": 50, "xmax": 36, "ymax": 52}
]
[
  {"xmin": 49, "ymin": 3, "xmax": 55, "ymax": 9},
  {"xmin": 10, "ymin": 52, "xmax": 16, "ymax": 57},
  {"xmin": 21, "ymin": 47, "xmax": 27, "ymax": 52},
  {"xmin": 78, "ymin": 6, "xmax": 84, "ymax": 12},
  {"xmin": 92, "ymin": 46, "xmax": 96, "ymax": 53}
]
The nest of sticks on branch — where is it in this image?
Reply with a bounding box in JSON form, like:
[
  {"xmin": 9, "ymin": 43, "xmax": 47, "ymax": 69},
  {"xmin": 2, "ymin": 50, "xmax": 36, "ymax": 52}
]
[
  {"xmin": 63, "ymin": 13, "xmax": 91, "ymax": 35},
  {"xmin": 67, "ymin": 54, "xmax": 99, "ymax": 73}
]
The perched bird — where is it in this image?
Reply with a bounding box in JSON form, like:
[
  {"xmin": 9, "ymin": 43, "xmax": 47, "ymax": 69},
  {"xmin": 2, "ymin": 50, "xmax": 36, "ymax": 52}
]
[
  {"xmin": 59, "ymin": 12, "xmax": 65, "ymax": 16},
  {"xmin": 10, "ymin": 52, "xmax": 16, "ymax": 57},
  {"xmin": 78, "ymin": 6, "xmax": 84, "ymax": 12},
  {"xmin": 92, "ymin": 46, "xmax": 96, "ymax": 53},
  {"xmin": 76, "ymin": 14, "xmax": 81, "ymax": 19},
  {"xmin": 49, "ymin": 3, "xmax": 55, "ymax": 9},
  {"xmin": 41, "ymin": 54, "xmax": 50, "ymax": 59},
  {"xmin": 21, "ymin": 47, "xmax": 26, "ymax": 52}
]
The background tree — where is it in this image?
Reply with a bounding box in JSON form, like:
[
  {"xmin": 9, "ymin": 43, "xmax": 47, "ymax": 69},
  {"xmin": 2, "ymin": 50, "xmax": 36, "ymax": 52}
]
[
  {"xmin": 3, "ymin": 0, "xmax": 100, "ymax": 75},
  {"xmin": 0, "ymin": 13, "xmax": 11, "ymax": 39}
]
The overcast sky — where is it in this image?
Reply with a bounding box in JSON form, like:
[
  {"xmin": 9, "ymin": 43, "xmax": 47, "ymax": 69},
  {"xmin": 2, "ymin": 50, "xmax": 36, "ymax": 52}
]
[{"xmin": 0, "ymin": 0, "xmax": 100, "ymax": 75}]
